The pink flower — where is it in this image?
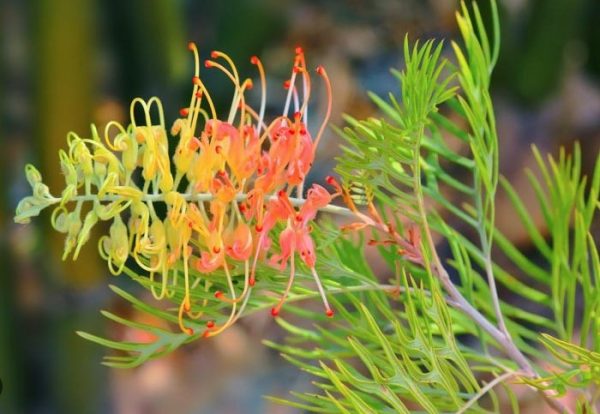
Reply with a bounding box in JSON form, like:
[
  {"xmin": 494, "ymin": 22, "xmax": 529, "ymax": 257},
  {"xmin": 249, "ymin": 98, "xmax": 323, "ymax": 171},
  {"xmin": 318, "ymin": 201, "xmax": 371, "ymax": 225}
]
[{"xmin": 256, "ymin": 188, "xmax": 334, "ymax": 318}]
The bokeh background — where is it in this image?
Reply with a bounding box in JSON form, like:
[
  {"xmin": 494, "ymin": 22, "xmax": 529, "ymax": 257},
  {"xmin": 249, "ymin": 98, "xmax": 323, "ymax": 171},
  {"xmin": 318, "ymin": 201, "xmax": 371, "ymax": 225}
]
[{"xmin": 1, "ymin": 0, "xmax": 599, "ymax": 413}]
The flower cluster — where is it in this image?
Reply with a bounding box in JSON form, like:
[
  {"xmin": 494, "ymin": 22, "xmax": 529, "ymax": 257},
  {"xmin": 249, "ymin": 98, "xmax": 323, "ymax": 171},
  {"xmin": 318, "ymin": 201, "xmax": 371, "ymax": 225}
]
[{"xmin": 15, "ymin": 43, "xmax": 335, "ymax": 337}]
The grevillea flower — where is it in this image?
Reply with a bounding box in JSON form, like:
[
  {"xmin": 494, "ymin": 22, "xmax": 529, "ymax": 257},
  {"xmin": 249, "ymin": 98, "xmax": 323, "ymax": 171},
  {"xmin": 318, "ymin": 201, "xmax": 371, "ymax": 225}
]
[
  {"xmin": 15, "ymin": 41, "xmax": 337, "ymax": 339},
  {"xmin": 264, "ymin": 185, "xmax": 334, "ymax": 317}
]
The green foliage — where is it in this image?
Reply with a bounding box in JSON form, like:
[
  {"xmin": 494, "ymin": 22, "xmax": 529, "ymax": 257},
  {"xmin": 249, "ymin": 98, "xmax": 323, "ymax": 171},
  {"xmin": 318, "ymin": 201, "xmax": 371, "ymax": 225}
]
[
  {"xmin": 275, "ymin": 0, "xmax": 599, "ymax": 412},
  {"xmin": 496, "ymin": 145, "xmax": 600, "ymax": 345},
  {"xmin": 267, "ymin": 278, "xmax": 484, "ymax": 413},
  {"xmin": 523, "ymin": 334, "xmax": 600, "ymax": 394},
  {"xmin": 336, "ymin": 37, "xmax": 455, "ymax": 224},
  {"xmin": 73, "ymin": 223, "xmax": 369, "ymax": 367}
]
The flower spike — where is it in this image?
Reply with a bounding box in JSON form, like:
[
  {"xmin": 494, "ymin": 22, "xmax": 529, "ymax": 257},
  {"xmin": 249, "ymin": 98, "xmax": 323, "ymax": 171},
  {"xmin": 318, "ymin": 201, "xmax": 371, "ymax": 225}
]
[{"xmin": 14, "ymin": 42, "xmax": 338, "ymax": 339}]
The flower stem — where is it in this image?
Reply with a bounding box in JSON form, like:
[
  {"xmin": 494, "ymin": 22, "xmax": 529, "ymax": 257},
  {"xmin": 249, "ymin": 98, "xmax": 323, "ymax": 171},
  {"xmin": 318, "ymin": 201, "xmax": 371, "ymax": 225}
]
[{"xmin": 52, "ymin": 192, "xmax": 355, "ymax": 217}]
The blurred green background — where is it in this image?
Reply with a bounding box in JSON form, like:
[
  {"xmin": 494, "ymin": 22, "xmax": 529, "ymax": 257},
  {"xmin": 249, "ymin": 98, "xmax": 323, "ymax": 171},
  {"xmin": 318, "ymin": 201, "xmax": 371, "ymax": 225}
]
[{"xmin": 1, "ymin": 0, "xmax": 599, "ymax": 413}]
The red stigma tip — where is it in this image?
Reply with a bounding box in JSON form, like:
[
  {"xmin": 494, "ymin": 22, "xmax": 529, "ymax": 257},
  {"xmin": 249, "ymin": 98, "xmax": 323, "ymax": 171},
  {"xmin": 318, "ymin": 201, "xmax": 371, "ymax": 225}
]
[
  {"xmin": 246, "ymin": 79, "xmax": 253, "ymax": 89},
  {"xmin": 215, "ymin": 145, "xmax": 222, "ymax": 153},
  {"xmin": 295, "ymin": 214, "xmax": 303, "ymax": 222},
  {"xmin": 271, "ymin": 307, "xmax": 279, "ymax": 317},
  {"xmin": 250, "ymin": 55, "xmax": 259, "ymax": 64},
  {"xmin": 316, "ymin": 65, "xmax": 325, "ymax": 75},
  {"xmin": 206, "ymin": 321, "xmax": 215, "ymax": 329},
  {"xmin": 185, "ymin": 328, "xmax": 194, "ymax": 335},
  {"xmin": 255, "ymin": 224, "xmax": 263, "ymax": 233},
  {"xmin": 295, "ymin": 46, "xmax": 303, "ymax": 54},
  {"xmin": 325, "ymin": 175, "xmax": 335, "ymax": 185},
  {"xmin": 249, "ymin": 277, "xmax": 256, "ymax": 286},
  {"xmin": 204, "ymin": 60, "xmax": 213, "ymax": 68},
  {"xmin": 300, "ymin": 128, "xmax": 307, "ymax": 135},
  {"xmin": 192, "ymin": 76, "xmax": 201, "ymax": 85},
  {"xmin": 187, "ymin": 42, "xmax": 195, "ymax": 51},
  {"xmin": 210, "ymin": 50, "xmax": 219, "ymax": 59},
  {"xmin": 278, "ymin": 190, "xmax": 286, "ymax": 197},
  {"xmin": 213, "ymin": 246, "xmax": 221, "ymax": 254},
  {"xmin": 215, "ymin": 291, "xmax": 223, "ymax": 298},
  {"xmin": 202, "ymin": 330, "xmax": 210, "ymax": 338},
  {"xmin": 326, "ymin": 309, "xmax": 334, "ymax": 318},
  {"xmin": 283, "ymin": 80, "xmax": 291, "ymax": 89},
  {"xmin": 294, "ymin": 111, "xmax": 302, "ymax": 120},
  {"xmin": 293, "ymin": 66, "xmax": 301, "ymax": 74},
  {"xmin": 195, "ymin": 92, "xmax": 203, "ymax": 98},
  {"xmin": 180, "ymin": 108, "xmax": 190, "ymax": 117}
]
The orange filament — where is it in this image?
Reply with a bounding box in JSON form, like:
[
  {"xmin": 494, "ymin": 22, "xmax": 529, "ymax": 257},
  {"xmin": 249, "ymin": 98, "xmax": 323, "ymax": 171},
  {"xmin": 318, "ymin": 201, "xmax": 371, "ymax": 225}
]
[
  {"xmin": 234, "ymin": 79, "xmax": 254, "ymax": 127},
  {"xmin": 249, "ymin": 230, "xmax": 268, "ymax": 286},
  {"xmin": 185, "ymin": 278, "xmax": 211, "ymax": 320},
  {"xmin": 192, "ymin": 76, "xmax": 217, "ymax": 120},
  {"xmin": 282, "ymin": 64, "xmax": 299, "ymax": 117},
  {"xmin": 311, "ymin": 266, "xmax": 333, "ymax": 317},
  {"xmin": 290, "ymin": 47, "xmax": 311, "ymax": 122},
  {"xmin": 291, "ymin": 83, "xmax": 300, "ymax": 113},
  {"xmin": 271, "ymin": 251, "xmax": 296, "ymax": 317},
  {"xmin": 204, "ymin": 57, "xmax": 250, "ymax": 124},
  {"xmin": 314, "ymin": 65, "xmax": 332, "ymax": 152},
  {"xmin": 299, "ymin": 66, "xmax": 311, "ymax": 121},
  {"xmin": 211, "ymin": 50, "xmax": 240, "ymax": 87},
  {"xmin": 210, "ymin": 50, "xmax": 246, "ymax": 123},
  {"xmin": 178, "ymin": 298, "xmax": 194, "ymax": 335},
  {"xmin": 215, "ymin": 259, "xmax": 251, "ymax": 304},
  {"xmin": 202, "ymin": 262, "xmax": 238, "ymax": 337},
  {"xmin": 250, "ymin": 55, "xmax": 267, "ymax": 134},
  {"xmin": 175, "ymin": 244, "xmax": 196, "ymax": 335},
  {"xmin": 204, "ymin": 59, "xmax": 235, "ymax": 83},
  {"xmin": 186, "ymin": 42, "xmax": 202, "ymax": 127}
]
